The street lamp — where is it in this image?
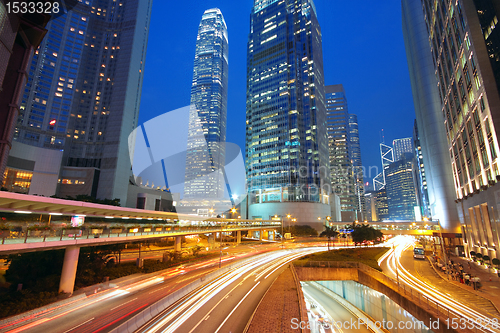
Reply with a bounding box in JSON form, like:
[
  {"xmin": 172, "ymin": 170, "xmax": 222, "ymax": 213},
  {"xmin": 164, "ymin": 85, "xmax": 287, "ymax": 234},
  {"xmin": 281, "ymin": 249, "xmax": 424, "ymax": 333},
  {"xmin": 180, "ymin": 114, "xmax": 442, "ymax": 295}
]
[
  {"xmin": 281, "ymin": 216, "xmax": 284, "ymax": 249},
  {"xmin": 219, "ymin": 220, "xmax": 224, "ymax": 268},
  {"xmin": 436, "ymin": 219, "xmax": 450, "ymax": 280}
]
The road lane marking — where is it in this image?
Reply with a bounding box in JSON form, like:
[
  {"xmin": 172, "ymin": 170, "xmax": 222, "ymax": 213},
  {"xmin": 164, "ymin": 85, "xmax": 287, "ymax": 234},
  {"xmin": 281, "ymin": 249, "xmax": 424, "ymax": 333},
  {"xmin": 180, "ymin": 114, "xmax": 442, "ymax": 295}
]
[
  {"xmin": 110, "ymin": 298, "xmax": 137, "ymax": 311},
  {"xmin": 149, "ymin": 286, "xmax": 169, "ymax": 294},
  {"xmin": 214, "ymin": 281, "xmax": 261, "ymax": 333},
  {"xmin": 187, "ymin": 278, "xmax": 245, "ymax": 333},
  {"xmin": 61, "ymin": 317, "xmax": 95, "ymax": 333}
]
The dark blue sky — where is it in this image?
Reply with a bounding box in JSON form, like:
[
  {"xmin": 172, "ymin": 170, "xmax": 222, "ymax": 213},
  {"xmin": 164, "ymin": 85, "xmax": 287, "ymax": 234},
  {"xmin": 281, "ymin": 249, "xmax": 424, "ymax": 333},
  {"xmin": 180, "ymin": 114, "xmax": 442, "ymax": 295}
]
[{"xmin": 139, "ymin": 0, "xmax": 416, "ymax": 183}]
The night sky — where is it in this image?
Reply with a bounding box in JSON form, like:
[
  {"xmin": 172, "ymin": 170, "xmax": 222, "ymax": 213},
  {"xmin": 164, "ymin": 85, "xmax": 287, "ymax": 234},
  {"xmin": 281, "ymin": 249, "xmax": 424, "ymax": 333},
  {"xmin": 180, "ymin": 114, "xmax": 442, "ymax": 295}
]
[{"xmin": 139, "ymin": 0, "xmax": 416, "ymax": 184}]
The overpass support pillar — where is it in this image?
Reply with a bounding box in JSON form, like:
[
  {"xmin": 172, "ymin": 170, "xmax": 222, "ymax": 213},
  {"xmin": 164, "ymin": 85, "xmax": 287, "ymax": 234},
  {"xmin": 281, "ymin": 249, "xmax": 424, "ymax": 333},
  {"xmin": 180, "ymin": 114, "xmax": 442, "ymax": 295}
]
[
  {"xmin": 208, "ymin": 233, "xmax": 215, "ymax": 249},
  {"xmin": 175, "ymin": 236, "xmax": 182, "ymax": 252},
  {"xmin": 59, "ymin": 246, "xmax": 80, "ymax": 295},
  {"xmin": 259, "ymin": 230, "xmax": 263, "ymax": 241},
  {"xmin": 237, "ymin": 230, "xmax": 241, "ymax": 244},
  {"xmin": 273, "ymin": 230, "xmax": 276, "ymax": 241}
]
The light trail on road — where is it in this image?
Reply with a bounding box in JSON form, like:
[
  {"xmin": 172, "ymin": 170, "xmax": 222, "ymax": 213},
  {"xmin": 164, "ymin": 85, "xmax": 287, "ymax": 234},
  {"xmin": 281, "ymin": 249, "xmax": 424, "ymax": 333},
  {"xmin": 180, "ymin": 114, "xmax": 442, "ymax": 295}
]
[
  {"xmin": 0, "ymin": 243, "xmax": 282, "ymax": 333},
  {"xmin": 138, "ymin": 248, "xmax": 326, "ymax": 333},
  {"xmin": 383, "ymin": 236, "xmax": 500, "ymax": 333}
]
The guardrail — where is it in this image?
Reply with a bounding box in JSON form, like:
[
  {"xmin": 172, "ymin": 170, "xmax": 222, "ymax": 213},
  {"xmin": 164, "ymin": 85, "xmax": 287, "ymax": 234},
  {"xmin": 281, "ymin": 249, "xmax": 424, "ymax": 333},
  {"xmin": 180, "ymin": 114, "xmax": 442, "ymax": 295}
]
[
  {"xmin": 109, "ymin": 256, "xmax": 261, "ymax": 333},
  {"xmin": 301, "ymin": 261, "xmax": 495, "ymax": 333}
]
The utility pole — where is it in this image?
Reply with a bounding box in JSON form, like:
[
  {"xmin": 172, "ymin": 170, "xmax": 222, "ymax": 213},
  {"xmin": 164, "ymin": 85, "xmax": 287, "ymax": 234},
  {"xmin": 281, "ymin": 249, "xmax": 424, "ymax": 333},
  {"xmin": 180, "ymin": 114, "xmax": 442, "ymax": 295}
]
[
  {"xmin": 437, "ymin": 219, "xmax": 449, "ymax": 280},
  {"xmin": 393, "ymin": 243, "xmax": 400, "ymax": 291},
  {"xmin": 219, "ymin": 221, "xmax": 223, "ymax": 269}
]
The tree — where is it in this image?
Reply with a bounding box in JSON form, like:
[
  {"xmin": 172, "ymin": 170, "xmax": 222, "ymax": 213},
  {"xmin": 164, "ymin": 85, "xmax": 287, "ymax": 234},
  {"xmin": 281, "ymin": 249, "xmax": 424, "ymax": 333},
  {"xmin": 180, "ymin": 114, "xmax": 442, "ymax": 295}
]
[
  {"xmin": 350, "ymin": 223, "xmax": 383, "ymax": 246},
  {"xmin": 492, "ymin": 258, "xmax": 500, "ymax": 269},
  {"xmin": 283, "ymin": 225, "xmax": 318, "ymax": 237},
  {"xmin": 483, "ymin": 255, "xmax": 491, "ymax": 267},
  {"xmin": 319, "ymin": 227, "xmax": 339, "ymax": 250},
  {"xmin": 470, "ymin": 251, "xmax": 476, "ymax": 260},
  {"xmin": 191, "ymin": 245, "xmax": 202, "ymax": 257},
  {"xmin": 5, "ymin": 250, "xmax": 65, "ymax": 292}
]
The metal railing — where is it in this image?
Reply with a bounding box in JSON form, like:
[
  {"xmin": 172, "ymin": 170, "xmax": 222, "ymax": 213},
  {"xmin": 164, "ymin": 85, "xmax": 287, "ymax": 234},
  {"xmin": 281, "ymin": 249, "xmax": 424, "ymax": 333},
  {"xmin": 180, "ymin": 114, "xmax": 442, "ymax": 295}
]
[
  {"xmin": 0, "ymin": 222, "xmax": 280, "ymax": 247},
  {"xmin": 301, "ymin": 261, "xmax": 498, "ymax": 333}
]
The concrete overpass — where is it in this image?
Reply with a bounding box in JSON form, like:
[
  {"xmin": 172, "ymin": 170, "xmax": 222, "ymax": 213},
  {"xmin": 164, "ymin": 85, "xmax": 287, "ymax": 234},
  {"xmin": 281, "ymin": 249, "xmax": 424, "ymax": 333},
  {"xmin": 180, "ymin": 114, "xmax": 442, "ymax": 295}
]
[{"xmin": 0, "ymin": 192, "xmax": 280, "ymax": 294}]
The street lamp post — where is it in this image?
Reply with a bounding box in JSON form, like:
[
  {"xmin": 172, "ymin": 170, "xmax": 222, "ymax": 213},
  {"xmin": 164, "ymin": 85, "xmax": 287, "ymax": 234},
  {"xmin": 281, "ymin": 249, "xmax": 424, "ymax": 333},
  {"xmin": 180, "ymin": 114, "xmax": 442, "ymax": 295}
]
[
  {"xmin": 437, "ymin": 219, "xmax": 450, "ymax": 280},
  {"xmin": 281, "ymin": 216, "xmax": 284, "ymax": 249},
  {"xmin": 393, "ymin": 243, "xmax": 400, "ymax": 291},
  {"xmin": 219, "ymin": 220, "xmax": 224, "ymax": 269}
]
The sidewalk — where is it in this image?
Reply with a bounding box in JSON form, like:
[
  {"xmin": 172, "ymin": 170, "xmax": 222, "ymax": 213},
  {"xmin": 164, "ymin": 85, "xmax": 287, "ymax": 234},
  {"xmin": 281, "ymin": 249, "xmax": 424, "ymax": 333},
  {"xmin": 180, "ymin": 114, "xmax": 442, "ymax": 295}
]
[
  {"xmin": 425, "ymin": 253, "xmax": 500, "ymax": 318},
  {"xmin": 246, "ymin": 266, "xmax": 304, "ymax": 333},
  {"xmin": 445, "ymin": 254, "xmax": 500, "ymax": 308}
]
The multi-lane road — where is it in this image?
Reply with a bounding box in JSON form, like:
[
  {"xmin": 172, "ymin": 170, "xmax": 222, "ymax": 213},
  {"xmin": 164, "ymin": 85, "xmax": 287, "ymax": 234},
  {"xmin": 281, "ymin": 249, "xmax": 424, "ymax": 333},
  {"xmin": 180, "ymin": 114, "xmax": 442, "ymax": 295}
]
[
  {"xmin": 0, "ymin": 241, "xmax": 329, "ymax": 333},
  {"xmin": 0, "ymin": 243, "xmax": 284, "ymax": 333},
  {"xmin": 135, "ymin": 248, "xmax": 324, "ymax": 333}
]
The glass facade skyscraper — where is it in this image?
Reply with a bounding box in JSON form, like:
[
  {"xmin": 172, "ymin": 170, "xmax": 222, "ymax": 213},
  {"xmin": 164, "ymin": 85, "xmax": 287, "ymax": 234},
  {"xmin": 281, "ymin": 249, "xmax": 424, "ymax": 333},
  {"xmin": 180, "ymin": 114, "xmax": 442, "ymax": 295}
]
[
  {"xmin": 245, "ymin": 0, "xmax": 330, "ymax": 225},
  {"xmin": 413, "ymin": 120, "xmax": 431, "ymax": 219},
  {"xmin": 325, "ymin": 85, "xmax": 364, "ymax": 220},
  {"xmin": 325, "ymin": 85, "xmax": 354, "ymax": 218},
  {"xmin": 349, "ymin": 113, "xmax": 365, "ymax": 220},
  {"xmin": 13, "ymin": 0, "xmax": 153, "ymax": 204},
  {"xmin": 184, "ymin": 8, "xmax": 228, "ymax": 200},
  {"xmin": 326, "ymin": 85, "xmax": 350, "ymax": 203},
  {"xmin": 385, "ymin": 155, "xmax": 418, "ymax": 221},
  {"xmin": 15, "ymin": 5, "xmax": 89, "ymax": 149},
  {"xmin": 403, "ymin": 0, "xmax": 500, "ymax": 256},
  {"xmin": 392, "ymin": 137, "xmax": 413, "ymax": 162}
]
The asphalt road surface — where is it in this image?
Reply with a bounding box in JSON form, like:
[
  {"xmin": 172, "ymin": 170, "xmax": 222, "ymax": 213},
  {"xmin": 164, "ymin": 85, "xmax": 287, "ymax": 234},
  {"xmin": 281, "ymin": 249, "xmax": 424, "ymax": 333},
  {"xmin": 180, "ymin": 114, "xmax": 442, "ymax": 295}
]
[{"xmin": 136, "ymin": 248, "xmax": 325, "ymax": 333}]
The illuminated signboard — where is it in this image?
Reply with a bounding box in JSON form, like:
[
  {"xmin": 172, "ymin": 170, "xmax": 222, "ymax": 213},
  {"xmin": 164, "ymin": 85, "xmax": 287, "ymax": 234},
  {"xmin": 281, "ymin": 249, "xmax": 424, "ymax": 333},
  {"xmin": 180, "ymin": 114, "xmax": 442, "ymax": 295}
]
[{"xmin": 71, "ymin": 215, "xmax": 85, "ymax": 227}]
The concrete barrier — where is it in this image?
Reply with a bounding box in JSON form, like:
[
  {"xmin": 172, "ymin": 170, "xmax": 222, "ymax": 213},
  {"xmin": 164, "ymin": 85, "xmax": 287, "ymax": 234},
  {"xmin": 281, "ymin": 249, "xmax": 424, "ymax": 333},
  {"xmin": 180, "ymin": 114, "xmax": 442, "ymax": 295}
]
[{"xmin": 108, "ymin": 259, "xmax": 250, "ymax": 333}]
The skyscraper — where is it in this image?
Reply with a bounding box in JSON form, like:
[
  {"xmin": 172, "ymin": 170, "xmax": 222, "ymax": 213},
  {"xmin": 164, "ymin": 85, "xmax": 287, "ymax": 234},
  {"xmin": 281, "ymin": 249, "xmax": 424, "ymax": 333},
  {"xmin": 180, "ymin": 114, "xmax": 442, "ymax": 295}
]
[
  {"xmin": 184, "ymin": 8, "xmax": 228, "ymax": 202},
  {"xmin": 393, "ymin": 137, "xmax": 413, "ymax": 162},
  {"xmin": 326, "ymin": 85, "xmax": 356, "ymax": 219},
  {"xmin": 349, "ymin": 114, "xmax": 365, "ymax": 220},
  {"xmin": 245, "ymin": 0, "xmax": 330, "ymax": 228},
  {"xmin": 404, "ymin": 0, "xmax": 500, "ymax": 256},
  {"xmin": 385, "ymin": 154, "xmax": 418, "ymax": 220},
  {"xmin": 12, "ymin": 0, "xmax": 152, "ymax": 204},
  {"xmin": 0, "ymin": 6, "xmax": 50, "ymax": 186},
  {"xmin": 402, "ymin": 0, "xmax": 460, "ymax": 233},
  {"xmin": 375, "ymin": 188, "xmax": 389, "ymax": 221},
  {"xmin": 413, "ymin": 120, "xmax": 431, "ymax": 219}
]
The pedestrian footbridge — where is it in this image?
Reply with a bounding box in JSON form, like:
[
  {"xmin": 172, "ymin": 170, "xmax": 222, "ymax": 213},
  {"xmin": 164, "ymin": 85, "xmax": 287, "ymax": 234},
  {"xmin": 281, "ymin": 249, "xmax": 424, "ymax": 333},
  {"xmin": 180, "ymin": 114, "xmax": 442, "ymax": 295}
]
[{"xmin": 0, "ymin": 192, "xmax": 280, "ymax": 294}]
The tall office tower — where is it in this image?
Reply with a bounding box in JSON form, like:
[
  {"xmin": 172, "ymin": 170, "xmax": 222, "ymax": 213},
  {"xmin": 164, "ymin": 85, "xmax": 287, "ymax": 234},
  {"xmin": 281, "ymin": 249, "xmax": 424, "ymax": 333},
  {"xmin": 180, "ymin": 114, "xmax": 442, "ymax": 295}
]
[
  {"xmin": 375, "ymin": 188, "xmax": 389, "ymax": 221},
  {"xmin": 385, "ymin": 154, "xmax": 419, "ymax": 220},
  {"xmin": 13, "ymin": 0, "xmax": 152, "ymax": 204},
  {"xmin": 413, "ymin": 120, "xmax": 431, "ymax": 219},
  {"xmin": 348, "ymin": 114, "xmax": 365, "ymax": 220},
  {"xmin": 402, "ymin": 0, "xmax": 460, "ymax": 233},
  {"xmin": 183, "ymin": 8, "xmax": 228, "ymax": 203},
  {"xmin": 393, "ymin": 137, "xmax": 413, "ymax": 161},
  {"xmin": 0, "ymin": 6, "xmax": 50, "ymax": 185},
  {"xmin": 364, "ymin": 191, "xmax": 377, "ymax": 222},
  {"xmin": 245, "ymin": 0, "xmax": 330, "ymax": 229},
  {"xmin": 325, "ymin": 85, "xmax": 356, "ymax": 220}
]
